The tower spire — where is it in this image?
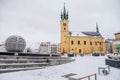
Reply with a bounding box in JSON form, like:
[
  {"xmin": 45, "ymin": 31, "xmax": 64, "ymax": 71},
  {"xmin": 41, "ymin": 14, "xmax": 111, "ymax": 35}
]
[
  {"xmin": 63, "ymin": 3, "xmax": 66, "ymax": 17},
  {"xmin": 61, "ymin": 10, "xmax": 63, "ymax": 20},
  {"xmin": 96, "ymin": 22, "xmax": 99, "ymax": 33},
  {"xmin": 60, "ymin": 3, "xmax": 68, "ymax": 20},
  {"xmin": 66, "ymin": 10, "xmax": 68, "ymax": 19}
]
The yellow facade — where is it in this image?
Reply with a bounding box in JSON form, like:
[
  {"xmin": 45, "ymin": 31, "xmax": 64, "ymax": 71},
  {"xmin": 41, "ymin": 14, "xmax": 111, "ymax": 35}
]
[{"xmin": 59, "ymin": 5, "xmax": 106, "ymax": 54}]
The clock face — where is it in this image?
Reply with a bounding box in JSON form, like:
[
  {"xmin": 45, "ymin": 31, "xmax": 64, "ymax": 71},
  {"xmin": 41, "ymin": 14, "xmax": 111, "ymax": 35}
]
[{"xmin": 63, "ymin": 23, "xmax": 66, "ymax": 26}]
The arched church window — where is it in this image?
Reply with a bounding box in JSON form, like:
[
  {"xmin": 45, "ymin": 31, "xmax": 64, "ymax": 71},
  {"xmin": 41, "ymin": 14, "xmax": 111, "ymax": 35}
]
[
  {"xmin": 84, "ymin": 41, "xmax": 86, "ymax": 45},
  {"xmin": 90, "ymin": 42, "xmax": 92, "ymax": 45},
  {"xmin": 71, "ymin": 40, "xmax": 74, "ymax": 45},
  {"xmin": 78, "ymin": 40, "xmax": 80, "ymax": 45}
]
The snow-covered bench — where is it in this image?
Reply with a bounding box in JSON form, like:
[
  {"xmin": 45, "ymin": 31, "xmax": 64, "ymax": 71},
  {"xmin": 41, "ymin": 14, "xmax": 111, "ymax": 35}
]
[
  {"xmin": 62, "ymin": 73, "xmax": 77, "ymax": 78},
  {"xmin": 98, "ymin": 65, "xmax": 110, "ymax": 75}
]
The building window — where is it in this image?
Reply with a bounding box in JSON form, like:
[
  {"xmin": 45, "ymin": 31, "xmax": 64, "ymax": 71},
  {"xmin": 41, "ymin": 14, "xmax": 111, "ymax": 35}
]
[
  {"xmin": 64, "ymin": 28, "xmax": 66, "ymax": 30},
  {"xmin": 79, "ymin": 49, "xmax": 81, "ymax": 53},
  {"xmin": 90, "ymin": 42, "xmax": 92, "ymax": 45},
  {"xmin": 78, "ymin": 40, "xmax": 80, "ymax": 45},
  {"xmin": 71, "ymin": 40, "xmax": 74, "ymax": 45},
  {"xmin": 84, "ymin": 41, "xmax": 86, "ymax": 45},
  {"xmin": 63, "ymin": 23, "xmax": 66, "ymax": 26},
  {"xmin": 100, "ymin": 42, "xmax": 101, "ymax": 45}
]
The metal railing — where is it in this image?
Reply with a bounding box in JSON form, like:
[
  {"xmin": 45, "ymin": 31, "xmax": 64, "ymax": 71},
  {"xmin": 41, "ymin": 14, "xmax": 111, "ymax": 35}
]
[{"xmin": 69, "ymin": 73, "xmax": 97, "ymax": 80}]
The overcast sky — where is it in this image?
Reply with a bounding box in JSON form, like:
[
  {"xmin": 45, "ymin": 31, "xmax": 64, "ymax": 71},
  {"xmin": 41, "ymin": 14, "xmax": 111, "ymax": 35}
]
[{"xmin": 0, "ymin": 0, "xmax": 120, "ymax": 48}]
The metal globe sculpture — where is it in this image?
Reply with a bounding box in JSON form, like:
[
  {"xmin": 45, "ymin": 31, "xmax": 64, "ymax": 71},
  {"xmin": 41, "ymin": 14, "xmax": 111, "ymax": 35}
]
[{"xmin": 5, "ymin": 35, "xmax": 26, "ymax": 52}]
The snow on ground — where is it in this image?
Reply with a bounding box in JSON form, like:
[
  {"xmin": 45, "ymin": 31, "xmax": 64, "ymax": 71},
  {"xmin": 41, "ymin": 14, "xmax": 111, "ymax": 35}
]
[{"xmin": 0, "ymin": 56, "xmax": 120, "ymax": 80}]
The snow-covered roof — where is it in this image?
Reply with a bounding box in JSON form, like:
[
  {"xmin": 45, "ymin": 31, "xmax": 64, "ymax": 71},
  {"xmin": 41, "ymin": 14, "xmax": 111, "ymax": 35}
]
[
  {"xmin": 69, "ymin": 31, "xmax": 102, "ymax": 37},
  {"xmin": 105, "ymin": 39, "xmax": 114, "ymax": 43},
  {"xmin": 69, "ymin": 31, "xmax": 86, "ymax": 36},
  {"xmin": 113, "ymin": 41, "xmax": 120, "ymax": 45}
]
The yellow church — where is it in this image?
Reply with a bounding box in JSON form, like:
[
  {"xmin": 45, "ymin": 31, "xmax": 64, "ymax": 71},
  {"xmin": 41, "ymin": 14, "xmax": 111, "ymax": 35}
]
[{"xmin": 59, "ymin": 4, "xmax": 106, "ymax": 54}]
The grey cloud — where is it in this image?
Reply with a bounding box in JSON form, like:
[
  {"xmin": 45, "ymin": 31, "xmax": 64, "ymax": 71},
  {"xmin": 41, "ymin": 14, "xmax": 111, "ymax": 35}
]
[{"xmin": 0, "ymin": 0, "xmax": 120, "ymax": 48}]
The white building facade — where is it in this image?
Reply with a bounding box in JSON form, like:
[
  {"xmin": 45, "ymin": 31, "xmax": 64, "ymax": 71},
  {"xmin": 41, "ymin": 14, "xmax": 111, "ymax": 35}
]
[{"xmin": 39, "ymin": 42, "xmax": 58, "ymax": 54}]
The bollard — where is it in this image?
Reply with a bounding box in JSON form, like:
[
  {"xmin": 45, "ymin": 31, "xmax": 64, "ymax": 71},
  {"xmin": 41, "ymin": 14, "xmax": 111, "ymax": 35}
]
[{"xmin": 95, "ymin": 74, "xmax": 97, "ymax": 80}]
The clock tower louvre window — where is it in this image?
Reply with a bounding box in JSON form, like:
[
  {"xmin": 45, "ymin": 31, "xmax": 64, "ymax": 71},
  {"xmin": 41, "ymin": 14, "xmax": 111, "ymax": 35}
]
[{"xmin": 63, "ymin": 23, "xmax": 66, "ymax": 26}]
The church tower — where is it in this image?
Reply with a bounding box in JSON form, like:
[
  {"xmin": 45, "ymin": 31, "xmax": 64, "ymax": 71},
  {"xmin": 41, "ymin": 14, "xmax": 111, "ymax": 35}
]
[{"xmin": 60, "ymin": 3, "xmax": 69, "ymax": 53}]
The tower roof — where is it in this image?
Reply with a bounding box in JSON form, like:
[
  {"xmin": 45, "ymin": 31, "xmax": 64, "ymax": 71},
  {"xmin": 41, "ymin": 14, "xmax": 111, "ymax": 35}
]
[
  {"xmin": 61, "ymin": 3, "xmax": 68, "ymax": 20},
  {"xmin": 82, "ymin": 32, "xmax": 102, "ymax": 37},
  {"xmin": 96, "ymin": 22, "xmax": 99, "ymax": 33},
  {"xmin": 68, "ymin": 31, "xmax": 102, "ymax": 37}
]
